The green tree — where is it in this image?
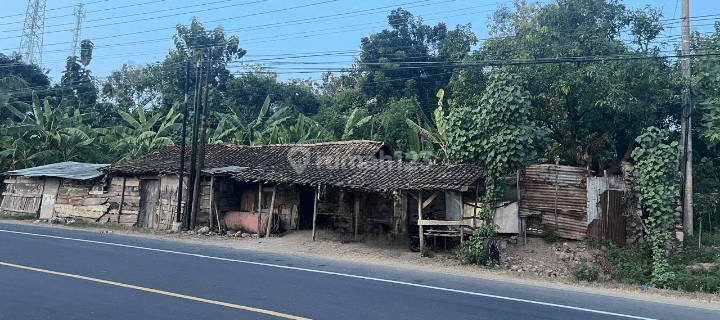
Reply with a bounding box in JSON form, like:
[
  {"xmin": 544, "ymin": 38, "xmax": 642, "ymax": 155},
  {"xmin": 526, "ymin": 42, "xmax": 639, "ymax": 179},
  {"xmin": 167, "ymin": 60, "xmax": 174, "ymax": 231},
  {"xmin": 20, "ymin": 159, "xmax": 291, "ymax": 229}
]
[
  {"xmin": 692, "ymin": 23, "xmax": 720, "ymax": 148},
  {"xmin": 57, "ymin": 40, "xmax": 98, "ymax": 114},
  {"xmin": 448, "ymin": 70, "xmax": 547, "ymax": 264},
  {"xmin": 0, "ymin": 53, "xmax": 51, "ymax": 121},
  {"xmin": 1, "ymin": 92, "xmax": 106, "ymax": 169},
  {"xmin": 405, "ymin": 89, "xmax": 451, "ymax": 162},
  {"xmin": 480, "ymin": 0, "xmax": 678, "ymax": 170},
  {"xmin": 358, "ymin": 8, "xmax": 477, "ymax": 115},
  {"xmin": 102, "ymin": 105, "xmax": 180, "ymax": 161},
  {"xmin": 447, "ymin": 70, "xmax": 548, "ymax": 200}
]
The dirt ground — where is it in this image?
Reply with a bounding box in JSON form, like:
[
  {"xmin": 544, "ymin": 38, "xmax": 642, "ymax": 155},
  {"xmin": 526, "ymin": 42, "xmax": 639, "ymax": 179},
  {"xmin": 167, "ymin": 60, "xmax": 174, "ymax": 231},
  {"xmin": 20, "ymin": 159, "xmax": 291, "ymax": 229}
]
[{"xmin": 9, "ymin": 220, "xmax": 720, "ymax": 310}]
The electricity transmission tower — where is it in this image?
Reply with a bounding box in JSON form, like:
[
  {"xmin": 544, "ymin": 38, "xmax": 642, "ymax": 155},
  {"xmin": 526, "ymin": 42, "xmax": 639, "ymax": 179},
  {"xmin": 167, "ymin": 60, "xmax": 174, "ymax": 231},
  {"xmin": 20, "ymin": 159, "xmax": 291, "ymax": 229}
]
[
  {"xmin": 71, "ymin": 3, "xmax": 86, "ymax": 57},
  {"xmin": 18, "ymin": 0, "xmax": 47, "ymax": 66}
]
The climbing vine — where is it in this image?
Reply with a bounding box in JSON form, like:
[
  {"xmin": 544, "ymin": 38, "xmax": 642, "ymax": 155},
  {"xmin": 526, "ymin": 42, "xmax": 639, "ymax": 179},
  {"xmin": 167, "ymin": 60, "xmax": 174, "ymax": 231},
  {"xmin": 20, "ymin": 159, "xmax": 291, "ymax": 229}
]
[
  {"xmin": 631, "ymin": 126, "xmax": 680, "ymax": 286},
  {"xmin": 448, "ymin": 70, "xmax": 548, "ymax": 263}
]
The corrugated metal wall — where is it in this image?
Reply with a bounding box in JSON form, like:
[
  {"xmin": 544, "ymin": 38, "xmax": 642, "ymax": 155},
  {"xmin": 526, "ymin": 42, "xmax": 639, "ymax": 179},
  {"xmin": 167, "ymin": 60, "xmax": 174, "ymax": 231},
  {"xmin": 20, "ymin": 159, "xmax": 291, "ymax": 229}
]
[{"xmin": 519, "ymin": 164, "xmax": 588, "ymax": 240}]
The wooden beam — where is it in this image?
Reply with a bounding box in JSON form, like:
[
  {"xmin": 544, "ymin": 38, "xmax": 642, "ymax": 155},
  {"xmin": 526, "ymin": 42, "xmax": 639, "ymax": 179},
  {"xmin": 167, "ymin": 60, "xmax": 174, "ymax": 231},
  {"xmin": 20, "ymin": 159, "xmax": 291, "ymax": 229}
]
[
  {"xmin": 409, "ymin": 192, "xmax": 419, "ymax": 202},
  {"xmin": 422, "ymin": 190, "xmax": 440, "ymax": 209},
  {"xmin": 265, "ymin": 186, "xmax": 277, "ymax": 237},
  {"xmin": 312, "ymin": 186, "xmax": 318, "ymax": 241},
  {"xmin": 418, "ymin": 220, "xmax": 463, "ymax": 226}
]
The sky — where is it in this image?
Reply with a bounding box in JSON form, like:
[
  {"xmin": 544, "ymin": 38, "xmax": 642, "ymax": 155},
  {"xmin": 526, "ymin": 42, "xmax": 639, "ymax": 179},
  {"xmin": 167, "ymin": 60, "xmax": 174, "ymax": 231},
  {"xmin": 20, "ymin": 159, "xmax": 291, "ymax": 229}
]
[{"xmin": 0, "ymin": 0, "xmax": 718, "ymax": 85}]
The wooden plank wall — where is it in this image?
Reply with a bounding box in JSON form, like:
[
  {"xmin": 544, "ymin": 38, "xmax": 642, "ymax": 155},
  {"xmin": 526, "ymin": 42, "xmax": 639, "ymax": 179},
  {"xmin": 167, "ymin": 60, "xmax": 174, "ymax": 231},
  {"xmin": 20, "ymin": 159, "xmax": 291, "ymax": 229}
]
[
  {"xmin": 54, "ymin": 179, "xmax": 111, "ymax": 220},
  {"xmin": 0, "ymin": 177, "xmax": 43, "ymax": 215},
  {"xmin": 102, "ymin": 177, "xmax": 141, "ymax": 226}
]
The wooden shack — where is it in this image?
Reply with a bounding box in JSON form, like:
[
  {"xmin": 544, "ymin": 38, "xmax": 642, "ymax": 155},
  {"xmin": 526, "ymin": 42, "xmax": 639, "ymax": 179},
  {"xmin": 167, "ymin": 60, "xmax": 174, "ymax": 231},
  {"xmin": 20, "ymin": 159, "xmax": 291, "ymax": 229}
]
[
  {"xmin": 0, "ymin": 162, "xmax": 119, "ymax": 222},
  {"xmin": 103, "ymin": 139, "xmax": 486, "ymax": 243},
  {"xmin": 103, "ymin": 140, "xmax": 392, "ymax": 233}
]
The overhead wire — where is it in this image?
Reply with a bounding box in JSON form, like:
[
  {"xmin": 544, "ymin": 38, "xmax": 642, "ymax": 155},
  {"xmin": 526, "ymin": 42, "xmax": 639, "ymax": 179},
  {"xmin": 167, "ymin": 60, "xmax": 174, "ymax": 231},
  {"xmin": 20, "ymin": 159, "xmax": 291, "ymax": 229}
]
[{"xmin": 1, "ymin": 0, "xmax": 718, "ymax": 87}]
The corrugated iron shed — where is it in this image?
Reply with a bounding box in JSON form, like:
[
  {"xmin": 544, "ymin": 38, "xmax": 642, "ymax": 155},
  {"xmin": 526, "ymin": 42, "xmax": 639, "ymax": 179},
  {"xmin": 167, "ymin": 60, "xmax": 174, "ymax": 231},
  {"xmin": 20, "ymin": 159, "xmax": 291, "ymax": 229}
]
[
  {"xmin": 4, "ymin": 162, "xmax": 108, "ymax": 180},
  {"xmin": 520, "ymin": 164, "xmax": 588, "ymax": 240}
]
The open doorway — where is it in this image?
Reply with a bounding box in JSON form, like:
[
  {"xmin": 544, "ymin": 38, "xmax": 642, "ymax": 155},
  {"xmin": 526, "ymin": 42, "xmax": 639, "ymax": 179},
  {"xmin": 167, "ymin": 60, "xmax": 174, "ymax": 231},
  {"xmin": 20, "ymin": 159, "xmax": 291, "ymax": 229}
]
[{"xmin": 297, "ymin": 185, "xmax": 315, "ymax": 230}]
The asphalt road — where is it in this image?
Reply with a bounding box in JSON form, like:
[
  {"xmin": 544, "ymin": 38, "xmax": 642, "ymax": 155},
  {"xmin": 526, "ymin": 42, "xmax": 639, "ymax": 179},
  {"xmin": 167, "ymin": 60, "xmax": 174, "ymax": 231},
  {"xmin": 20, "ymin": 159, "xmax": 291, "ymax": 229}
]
[{"xmin": 0, "ymin": 222, "xmax": 717, "ymax": 320}]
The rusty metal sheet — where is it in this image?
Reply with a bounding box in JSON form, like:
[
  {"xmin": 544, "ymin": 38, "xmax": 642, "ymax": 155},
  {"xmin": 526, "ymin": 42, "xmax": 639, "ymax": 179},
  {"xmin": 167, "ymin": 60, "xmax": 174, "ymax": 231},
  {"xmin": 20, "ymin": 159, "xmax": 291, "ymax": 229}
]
[{"xmin": 520, "ymin": 164, "xmax": 589, "ymax": 240}]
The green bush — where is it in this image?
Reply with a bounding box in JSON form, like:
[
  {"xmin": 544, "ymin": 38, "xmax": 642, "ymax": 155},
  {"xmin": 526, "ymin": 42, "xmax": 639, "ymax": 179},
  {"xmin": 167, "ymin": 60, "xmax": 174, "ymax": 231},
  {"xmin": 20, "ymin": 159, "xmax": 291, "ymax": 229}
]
[
  {"xmin": 455, "ymin": 226, "xmax": 494, "ymax": 265},
  {"xmin": 572, "ymin": 262, "xmax": 600, "ymax": 282},
  {"xmin": 666, "ymin": 265, "xmax": 720, "ymax": 294},
  {"xmin": 604, "ymin": 241, "xmax": 653, "ymax": 285},
  {"xmin": 547, "ymin": 231, "xmax": 560, "ymax": 243}
]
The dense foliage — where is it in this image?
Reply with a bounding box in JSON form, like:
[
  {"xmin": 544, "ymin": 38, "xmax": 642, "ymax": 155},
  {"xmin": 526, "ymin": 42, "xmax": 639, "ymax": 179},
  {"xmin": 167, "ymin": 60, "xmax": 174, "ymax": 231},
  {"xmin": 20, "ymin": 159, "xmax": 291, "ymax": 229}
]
[
  {"xmin": 2, "ymin": 1, "xmax": 720, "ymax": 260},
  {"xmin": 631, "ymin": 127, "xmax": 680, "ymax": 286}
]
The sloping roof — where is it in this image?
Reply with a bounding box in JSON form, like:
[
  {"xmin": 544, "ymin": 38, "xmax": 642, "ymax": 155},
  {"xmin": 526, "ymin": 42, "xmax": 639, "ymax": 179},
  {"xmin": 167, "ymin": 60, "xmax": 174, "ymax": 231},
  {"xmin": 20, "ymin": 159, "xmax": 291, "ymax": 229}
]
[
  {"xmin": 232, "ymin": 160, "xmax": 484, "ymax": 192},
  {"xmin": 104, "ymin": 140, "xmax": 388, "ymax": 175},
  {"xmin": 4, "ymin": 162, "xmax": 108, "ymax": 180}
]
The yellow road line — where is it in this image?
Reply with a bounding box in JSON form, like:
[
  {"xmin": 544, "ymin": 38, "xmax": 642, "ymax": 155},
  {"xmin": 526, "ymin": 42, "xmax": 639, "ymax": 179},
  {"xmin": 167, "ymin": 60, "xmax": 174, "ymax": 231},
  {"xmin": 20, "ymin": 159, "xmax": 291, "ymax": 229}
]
[{"xmin": 0, "ymin": 261, "xmax": 313, "ymax": 320}]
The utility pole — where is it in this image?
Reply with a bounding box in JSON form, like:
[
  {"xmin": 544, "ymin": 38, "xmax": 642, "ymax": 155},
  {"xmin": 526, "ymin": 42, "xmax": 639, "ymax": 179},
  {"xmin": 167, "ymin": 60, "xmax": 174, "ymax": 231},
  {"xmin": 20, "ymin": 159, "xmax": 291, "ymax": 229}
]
[
  {"xmin": 190, "ymin": 54, "xmax": 211, "ymax": 230},
  {"xmin": 70, "ymin": 3, "xmax": 85, "ymax": 57},
  {"xmin": 681, "ymin": 0, "xmax": 693, "ymax": 235},
  {"xmin": 184, "ymin": 58, "xmax": 203, "ymax": 230},
  {"xmin": 176, "ymin": 59, "xmax": 191, "ymax": 227},
  {"xmin": 18, "ymin": 0, "xmax": 47, "ymax": 66}
]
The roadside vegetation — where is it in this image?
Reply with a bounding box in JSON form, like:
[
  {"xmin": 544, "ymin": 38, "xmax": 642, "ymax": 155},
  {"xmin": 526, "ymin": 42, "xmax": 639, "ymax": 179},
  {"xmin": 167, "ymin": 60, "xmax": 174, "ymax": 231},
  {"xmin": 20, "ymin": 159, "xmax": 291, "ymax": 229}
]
[
  {"xmin": 2, "ymin": 0, "xmax": 720, "ymax": 295},
  {"xmin": 0, "ymin": 214, "xmax": 37, "ymax": 221},
  {"xmin": 605, "ymin": 237, "xmax": 720, "ymax": 294}
]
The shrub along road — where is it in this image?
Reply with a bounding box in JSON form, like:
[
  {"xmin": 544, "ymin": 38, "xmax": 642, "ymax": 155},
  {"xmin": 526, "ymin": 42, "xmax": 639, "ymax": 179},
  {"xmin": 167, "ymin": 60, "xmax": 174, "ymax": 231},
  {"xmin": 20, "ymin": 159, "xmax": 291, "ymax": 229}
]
[{"xmin": 0, "ymin": 222, "xmax": 717, "ymax": 320}]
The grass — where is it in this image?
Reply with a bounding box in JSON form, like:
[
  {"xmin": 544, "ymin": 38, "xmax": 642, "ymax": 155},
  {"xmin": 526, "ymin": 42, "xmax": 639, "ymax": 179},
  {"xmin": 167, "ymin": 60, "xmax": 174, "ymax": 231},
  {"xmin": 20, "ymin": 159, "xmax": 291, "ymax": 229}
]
[
  {"xmin": 0, "ymin": 213, "xmax": 37, "ymax": 221},
  {"xmin": 604, "ymin": 236, "xmax": 720, "ymax": 293},
  {"xmin": 571, "ymin": 262, "xmax": 600, "ymax": 282}
]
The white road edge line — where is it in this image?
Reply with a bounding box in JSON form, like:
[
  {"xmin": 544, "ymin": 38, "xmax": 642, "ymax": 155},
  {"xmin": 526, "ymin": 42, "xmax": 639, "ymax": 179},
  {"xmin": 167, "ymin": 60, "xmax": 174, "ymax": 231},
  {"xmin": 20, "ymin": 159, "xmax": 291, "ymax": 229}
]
[{"xmin": 0, "ymin": 228, "xmax": 654, "ymax": 320}]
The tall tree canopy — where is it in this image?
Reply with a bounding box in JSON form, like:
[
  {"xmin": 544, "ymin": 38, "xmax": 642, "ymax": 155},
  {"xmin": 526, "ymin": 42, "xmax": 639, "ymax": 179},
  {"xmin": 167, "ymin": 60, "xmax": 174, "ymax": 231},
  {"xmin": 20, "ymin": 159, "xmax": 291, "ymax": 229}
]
[
  {"xmin": 358, "ymin": 8, "xmax": 477, "ymax": 115},
  {"xmin": 478, "ymin": 0, "xmax": 678, "ymax": 171}
]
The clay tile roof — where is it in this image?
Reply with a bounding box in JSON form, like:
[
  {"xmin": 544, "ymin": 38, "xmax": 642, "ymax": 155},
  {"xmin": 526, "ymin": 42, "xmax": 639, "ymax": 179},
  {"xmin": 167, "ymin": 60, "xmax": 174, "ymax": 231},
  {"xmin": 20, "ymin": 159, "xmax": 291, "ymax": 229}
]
[
  {"xmin": 103, "ymin": 140, "xmax": 388, "ymax": 176},
  {"xmin": 232, "ymin": 159, "xmax": 484, "ymax": 192}
]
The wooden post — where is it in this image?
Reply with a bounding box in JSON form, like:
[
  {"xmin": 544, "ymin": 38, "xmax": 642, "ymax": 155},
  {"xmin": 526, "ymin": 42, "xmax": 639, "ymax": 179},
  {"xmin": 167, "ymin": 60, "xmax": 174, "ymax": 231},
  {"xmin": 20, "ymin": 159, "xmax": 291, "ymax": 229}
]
[
  {"xmin": 418, "ymin": 190, "xmax": 423, "ymax": 251},
  {"xmin": 354, "ymin": 192, "xmax": 360, "ymax": 237},
  {"xmin": 312, "ymin": 186, "xmax": 318, "ymax": 241},
  {"xmin": 209, "ymin": 176, "xmax": 214, "ymax": 231},
  {"xmin": 265, "ymin": 186, "xmax": 277, "ymax": 237},
  {"xmin": 214, "ymin": 203, "xmax": 222, "ymax": 233},
  {"xmin": 474, "ymin": 182, "xmax": 479, "ymax": 229},
  {"xmin": 257, "ymin": 181, "xmax": 262, "ymax": 237},
  {"xmin": 118, "ymin": 176, "xmax": 126, "ymax": 224}
]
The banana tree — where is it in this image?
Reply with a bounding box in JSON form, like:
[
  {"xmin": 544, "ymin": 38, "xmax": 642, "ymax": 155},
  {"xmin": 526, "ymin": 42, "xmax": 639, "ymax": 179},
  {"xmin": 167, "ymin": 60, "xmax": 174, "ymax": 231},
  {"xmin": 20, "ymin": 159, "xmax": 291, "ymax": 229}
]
[
  {"xmin": 405, "ymin": 89, "xmax": 451, "ymax": 162},
  {"xmin": 102, "ymin": 105, "xmax": 180, "ymax": 162},
  {"xmin": 341, "ymin": 108, "xmax": 372, "ymax": 140},
  {"xmin": 209, "ymin": 95, "xmax": 291, "ymax": 145},
  {"xmin": 2, "ymin": 91, "xmax": 102, "ymax": 168}
]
